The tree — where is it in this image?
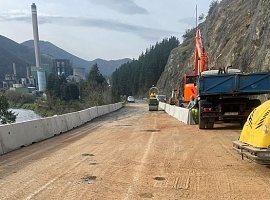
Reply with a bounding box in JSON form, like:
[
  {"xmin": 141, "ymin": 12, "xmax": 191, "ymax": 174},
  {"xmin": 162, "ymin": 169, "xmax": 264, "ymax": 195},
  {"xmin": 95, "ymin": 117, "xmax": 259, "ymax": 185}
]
[
  {"xmin": 69, "ymin": 83, "xmax": 80, "ymax": 100},
  {"xmin": 0, "ymin": 95, "xmax": 17, "ymax": 124},
  {"xmin": 87, "ymin": 63, "xmax": 105, "ymax": 85},
  {"xmin": 111, "ymin": 36, "xmax": 179, "ymax": 97},
  {"xmin": 198, "ymin": 13, "xmax": 205, "ymax": 21}
]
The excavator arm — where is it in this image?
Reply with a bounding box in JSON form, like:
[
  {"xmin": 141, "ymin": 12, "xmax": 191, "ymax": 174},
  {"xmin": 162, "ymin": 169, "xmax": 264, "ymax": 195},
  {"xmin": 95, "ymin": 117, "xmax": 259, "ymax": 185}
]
[{"xmin": 194, "ymin": 29, "xmax": 209, "ymax": 74}]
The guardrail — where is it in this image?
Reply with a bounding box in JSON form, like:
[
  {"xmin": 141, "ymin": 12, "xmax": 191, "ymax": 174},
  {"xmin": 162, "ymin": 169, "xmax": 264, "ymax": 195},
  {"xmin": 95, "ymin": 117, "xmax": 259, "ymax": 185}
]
[
  {"xmin": 159, "ymin": 102, "xmax": 195, "ymax": 125},
  {"xmin": 0, "ymin": 102, "xmax": 123, "ymax": 155}
]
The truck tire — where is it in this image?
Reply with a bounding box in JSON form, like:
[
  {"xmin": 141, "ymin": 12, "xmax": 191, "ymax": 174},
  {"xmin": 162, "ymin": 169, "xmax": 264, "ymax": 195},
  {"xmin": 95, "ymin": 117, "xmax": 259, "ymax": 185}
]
[
  {"xmin": 198, "ymin": 100, "xmax": 206, "ymax": 129},
  {"xmin": 199, "ymin": 120, "xmax": 206, "ymax": 129},
  {"xmin": 247, "ymin": 99, "xmax": 261, "ymax": 110},
  {"xmin": 206, "ymin": 122, "xmax": 214, "ymax": 129}
]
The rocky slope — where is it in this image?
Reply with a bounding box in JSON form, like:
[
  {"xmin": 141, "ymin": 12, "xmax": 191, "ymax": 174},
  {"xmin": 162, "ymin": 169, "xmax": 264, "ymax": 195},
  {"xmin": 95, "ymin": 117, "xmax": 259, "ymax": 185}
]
[{"xmin": 157, "ymin": 0, "xmax": 270, "ymax": 99}]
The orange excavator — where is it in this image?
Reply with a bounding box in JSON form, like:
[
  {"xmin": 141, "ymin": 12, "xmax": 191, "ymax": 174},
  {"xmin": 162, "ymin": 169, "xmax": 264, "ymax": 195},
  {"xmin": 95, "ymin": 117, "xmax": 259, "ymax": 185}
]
[
  {"xmin": 169, "ymin": 28, "xmax": 209, "ymax": 105},
  {"xmin": 185, "ymin": 28, "xmax": 209, "ymax": 101}
]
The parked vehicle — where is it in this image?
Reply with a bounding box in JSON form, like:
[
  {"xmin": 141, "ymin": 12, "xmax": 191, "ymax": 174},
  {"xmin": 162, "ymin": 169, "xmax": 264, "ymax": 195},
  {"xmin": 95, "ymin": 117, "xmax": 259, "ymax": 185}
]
[
  {"xmin": 197, "ymin": 70, "xmax": 270, "ymax": 129},
  {"xmin": 127, "ymin": 96, "xmax": 135, "ymax": 103},
  {"xmin": 157, "ymin": 95, "xmax": 166, "ymax": 103}
]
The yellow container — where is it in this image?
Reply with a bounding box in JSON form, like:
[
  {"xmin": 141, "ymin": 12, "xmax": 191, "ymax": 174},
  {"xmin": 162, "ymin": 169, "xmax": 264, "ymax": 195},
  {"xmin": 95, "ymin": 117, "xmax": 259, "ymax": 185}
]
[{"xmin": 240, "ymin": 100, "xmax": 270, "ymax": 148}]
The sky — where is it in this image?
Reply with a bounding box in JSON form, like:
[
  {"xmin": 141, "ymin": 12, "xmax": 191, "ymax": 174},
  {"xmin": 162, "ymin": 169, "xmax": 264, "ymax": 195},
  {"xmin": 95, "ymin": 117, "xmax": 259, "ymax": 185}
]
[{"xmin": 0, "ymin": 0, "xmax": 214, "ymax": 61}]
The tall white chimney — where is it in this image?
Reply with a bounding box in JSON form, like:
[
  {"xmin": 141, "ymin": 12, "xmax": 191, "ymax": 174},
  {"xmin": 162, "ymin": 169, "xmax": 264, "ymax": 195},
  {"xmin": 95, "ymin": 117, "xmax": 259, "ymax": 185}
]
[
  {"xmin": 26, "ymin": 66, "xmax": 30, "ymax": 79},
  {"xmin": 31, "ymin": 3, "xmax": 41, "ymax": 67},
  {"xmin": 13, "ymin": 63, "xmax": 17, "ymax": 76}
]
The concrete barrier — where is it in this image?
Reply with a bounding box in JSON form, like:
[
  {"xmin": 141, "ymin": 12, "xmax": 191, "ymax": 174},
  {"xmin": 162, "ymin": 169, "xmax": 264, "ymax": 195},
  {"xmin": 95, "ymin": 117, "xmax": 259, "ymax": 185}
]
[
  {"xmin": 78, "ymin": 109, "xmax": 89, "ymax": 124},
  {"xmin": 53, "ymin": 115, "xmax": 69, "ymax": 134},
  {"xmin": 0, "ymin": 119, "xmax": 45, "ymax": 153},
  {"xmin": 159, "ymin": 102, "xmax": 195, "ymax": 125},
  {"xmin": 0, "ymin": 143, "xmax": 3, "ymax": 155},
  {"xmin": 0, "ymin": 102, "xmax": 123, "ymax": 155}
]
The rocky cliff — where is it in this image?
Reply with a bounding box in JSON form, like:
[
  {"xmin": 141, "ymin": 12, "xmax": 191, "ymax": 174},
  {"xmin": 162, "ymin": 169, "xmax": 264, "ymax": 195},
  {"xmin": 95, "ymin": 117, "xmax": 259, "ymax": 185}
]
[{"xmin": 157, "ymin": 0, "xmax": 270, "ymax": 99}]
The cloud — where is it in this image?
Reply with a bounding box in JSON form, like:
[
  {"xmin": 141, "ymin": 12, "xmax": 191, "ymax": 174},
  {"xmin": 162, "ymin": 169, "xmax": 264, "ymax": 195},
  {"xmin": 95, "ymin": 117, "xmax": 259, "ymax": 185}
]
[
  {"xmin": 87, "ymin": 0, "xmax": 148, "ymax": 15},
  {"xmin": 0, "ymin": 10, "xmax": 31, "ymax": 22},
  {"xmin": 0, "ymin": 12, "xmax": 175, "ymax": 41}
]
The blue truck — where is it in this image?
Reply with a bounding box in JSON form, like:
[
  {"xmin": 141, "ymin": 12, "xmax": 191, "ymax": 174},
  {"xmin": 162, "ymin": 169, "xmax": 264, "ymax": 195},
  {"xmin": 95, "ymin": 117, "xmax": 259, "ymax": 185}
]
[{"xmin": 197, "ymin": 70, "xmax": 270, "ymax": 129}]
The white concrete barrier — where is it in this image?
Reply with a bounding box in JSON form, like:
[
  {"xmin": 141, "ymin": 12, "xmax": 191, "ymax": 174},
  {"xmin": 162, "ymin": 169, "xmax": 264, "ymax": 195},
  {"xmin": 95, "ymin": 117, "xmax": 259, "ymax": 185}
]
[
  {"xmin": 53, "ymin": 115, "xmax": 69, "ymax": 134},
  {"xmin": 78, "ymin": 109, "xmax": 88, "ymax": 124},
  {"xmin": 159, "ymin": 102, "xmax": 195, "ymax": 125},
  {"xmin": 0, "ymin": 139, "xmax": 3, "ymax": 154},
  {"xmin": 0, "ymin": 119, "xmax": 45, "ymax": 153},
  {"xmin": 90, "ymin": 106, "xmax": 98, "ymax": 119},
  {"xmin": 0, "ymin": 102, "xmax": 123, "ymax": 155}
]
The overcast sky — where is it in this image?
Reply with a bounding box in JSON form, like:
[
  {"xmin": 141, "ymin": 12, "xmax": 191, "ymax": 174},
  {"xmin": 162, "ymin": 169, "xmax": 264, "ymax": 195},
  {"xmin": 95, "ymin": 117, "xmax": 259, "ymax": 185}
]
[{"xmin": 0, "ymin": 0, "xmax": 214, "ymax": 61}]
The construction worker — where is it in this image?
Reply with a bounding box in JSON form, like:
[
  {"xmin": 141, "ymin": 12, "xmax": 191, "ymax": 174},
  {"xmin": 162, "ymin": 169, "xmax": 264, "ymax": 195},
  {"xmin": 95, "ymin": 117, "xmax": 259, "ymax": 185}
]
[
  {"xmin": 187, "ymin": 95, "xmax": 199, "ymax": 124},
  {"xmin": 186, "ymin": 95, "xmax": 196, "ymax": 109}
]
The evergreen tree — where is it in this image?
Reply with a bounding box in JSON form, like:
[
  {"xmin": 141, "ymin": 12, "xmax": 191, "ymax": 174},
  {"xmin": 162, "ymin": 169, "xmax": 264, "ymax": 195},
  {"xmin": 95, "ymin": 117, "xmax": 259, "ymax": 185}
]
[
  {"xmin": 111, "ymin": 36, "xmax": 179, "ymax": 98},
  {"xmin": 87, "ymin": 63, "xmax": 105, "ymax": 85}
]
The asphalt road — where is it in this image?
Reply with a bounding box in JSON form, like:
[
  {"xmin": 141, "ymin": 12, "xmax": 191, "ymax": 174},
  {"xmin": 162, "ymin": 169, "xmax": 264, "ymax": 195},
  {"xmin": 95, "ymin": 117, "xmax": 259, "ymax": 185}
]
[{"xmin": 1, "ymin": 102, "xmax": 270, "ymax": 200}]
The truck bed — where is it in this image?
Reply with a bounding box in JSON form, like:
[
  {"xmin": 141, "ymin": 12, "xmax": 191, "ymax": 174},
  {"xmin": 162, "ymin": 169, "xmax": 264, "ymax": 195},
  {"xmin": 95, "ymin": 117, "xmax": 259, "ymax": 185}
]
[{"xmin": 198, "ymin": 72, "xmax": 270, "ymax": 96}]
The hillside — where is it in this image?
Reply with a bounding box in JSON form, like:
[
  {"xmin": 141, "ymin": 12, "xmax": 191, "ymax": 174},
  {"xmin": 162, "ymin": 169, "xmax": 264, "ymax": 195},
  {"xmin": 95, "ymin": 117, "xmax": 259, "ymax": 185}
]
[
  {"xmin": 22, "ymin": 40, "xmax": 131, "ymax": 76},
  {"xmin": 157, "ymin": 0, "xmax": 270, "ymax": 99},
  {"xmin": 0, "ymin": 35, "xmax": 52, "ymax": 81}
]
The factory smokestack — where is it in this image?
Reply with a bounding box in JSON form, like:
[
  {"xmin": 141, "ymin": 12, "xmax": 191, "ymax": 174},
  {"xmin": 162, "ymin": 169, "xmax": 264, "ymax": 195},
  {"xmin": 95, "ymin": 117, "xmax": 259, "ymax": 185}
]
[
  {"xmin": 26, "ymin": 66, "xmax": 30, "ymax": 79},
  {"xmin": 13, "ymin": 63, "xmax": 17, "ymax": 76},
  {"xmin": 31, "ymin": 3, "xmax": 41, "ymax": 67}
]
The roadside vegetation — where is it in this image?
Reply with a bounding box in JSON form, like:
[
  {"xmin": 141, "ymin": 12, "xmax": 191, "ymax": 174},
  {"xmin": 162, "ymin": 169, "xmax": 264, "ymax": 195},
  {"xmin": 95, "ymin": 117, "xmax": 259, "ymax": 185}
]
[
  {"xmin": 2, "ymin": 63, "xmax": 112, "ymax": 117},
  {"xmin": 0, "ymin": 95, "xmax": 16, "ymax": 124}
]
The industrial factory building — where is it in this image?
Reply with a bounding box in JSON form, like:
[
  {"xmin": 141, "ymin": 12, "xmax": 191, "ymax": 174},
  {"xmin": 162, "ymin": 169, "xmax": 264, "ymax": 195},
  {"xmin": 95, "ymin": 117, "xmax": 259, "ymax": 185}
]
[
  {"xmin": 1, "ymin": 3, "xmax": 85, "ymax": 95},
  {"xmin": 52, "ymin": 59, "xmax": 73, "ymax": 77}
]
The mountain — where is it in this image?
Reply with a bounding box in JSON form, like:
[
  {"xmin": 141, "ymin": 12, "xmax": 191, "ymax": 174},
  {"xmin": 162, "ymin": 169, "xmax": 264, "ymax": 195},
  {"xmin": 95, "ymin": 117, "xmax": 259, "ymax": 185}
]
[
  {"xmin": 157, "ymin": 0, "xmax": 270, "ymax": 100},
  {"xmin": 22, "ymin": 40, "xmax": 131, "ymax": 77},
  {"xmin": 0, "ymin": 35, "xmax": 53, "ymax": 81}
]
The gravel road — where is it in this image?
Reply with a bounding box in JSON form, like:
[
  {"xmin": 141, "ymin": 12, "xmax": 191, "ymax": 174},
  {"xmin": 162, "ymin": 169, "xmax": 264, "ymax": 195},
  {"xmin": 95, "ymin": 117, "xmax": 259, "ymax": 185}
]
[{"xmin": 1, "ymin": 102, "xmax": 270, "ymax": 200}]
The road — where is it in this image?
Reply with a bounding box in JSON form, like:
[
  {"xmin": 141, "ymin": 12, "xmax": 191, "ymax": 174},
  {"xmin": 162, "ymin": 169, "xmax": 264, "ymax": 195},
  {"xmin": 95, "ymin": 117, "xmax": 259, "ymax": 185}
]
[{"xmin": 1, "ymin": 102, "xmax": 270, "ymax": 200}]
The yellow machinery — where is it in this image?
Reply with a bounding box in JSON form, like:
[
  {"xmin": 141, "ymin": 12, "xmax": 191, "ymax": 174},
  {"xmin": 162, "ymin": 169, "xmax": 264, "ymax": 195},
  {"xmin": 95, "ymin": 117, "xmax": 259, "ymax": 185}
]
[
  {"xmin": 149, "ymin": 86, "xmax": 159, "ymax": 111},
  {"xmin": 233, "ymin": 100, "xmax": 270, "ymax": 164}
]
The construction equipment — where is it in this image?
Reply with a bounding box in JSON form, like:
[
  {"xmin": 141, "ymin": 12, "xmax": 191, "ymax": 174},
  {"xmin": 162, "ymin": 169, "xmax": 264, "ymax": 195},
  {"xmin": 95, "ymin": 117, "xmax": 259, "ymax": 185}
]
[
  {"xmin": 197, "ymin": 71, "xmax": 270, "ymax": 129},
  {"xmin": 184, "ymin": 28, "xmax": 209, "ymax": 102},
  {"xmin": 233, "ymin": 100, "xmax": 270, "ymax": 164},
  {"xmin": 169, "ymin": 86, "xmax": 182, "ymax": 106},
  {"xmin": 170, "ymin": 28, "xmax": 209, "ymax": 106},
  {"xmin": 149, "ymin": 86, "xmax": 159, "ymax": 111},
  {"xmin": 187, "ymin": 29, "xmax": 270, "ymax": 129}
]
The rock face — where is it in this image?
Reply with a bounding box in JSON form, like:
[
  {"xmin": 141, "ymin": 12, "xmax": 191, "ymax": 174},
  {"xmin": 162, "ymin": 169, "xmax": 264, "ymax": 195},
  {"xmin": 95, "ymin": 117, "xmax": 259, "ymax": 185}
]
[{"xmin": 157, "ymin": 0, "xmax": 270, "ymax": 98}]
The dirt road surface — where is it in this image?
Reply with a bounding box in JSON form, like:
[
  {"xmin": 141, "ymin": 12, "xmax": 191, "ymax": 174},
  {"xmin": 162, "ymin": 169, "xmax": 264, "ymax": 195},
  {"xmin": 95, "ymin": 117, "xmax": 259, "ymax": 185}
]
[{"xmin": 1, "ymin": 102, "xmax": 270, "ymax": 200}]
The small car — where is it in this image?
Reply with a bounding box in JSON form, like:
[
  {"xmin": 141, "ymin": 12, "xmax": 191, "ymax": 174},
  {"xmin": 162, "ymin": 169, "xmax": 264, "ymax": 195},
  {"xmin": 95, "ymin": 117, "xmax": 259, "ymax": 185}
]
[
  {"xmin": 127, "ymin": 96, "xmax": 135, "ymax": 103},
  {"xmin": 157, "ymin": 95, "xmax": 166, "ymax": 103}
]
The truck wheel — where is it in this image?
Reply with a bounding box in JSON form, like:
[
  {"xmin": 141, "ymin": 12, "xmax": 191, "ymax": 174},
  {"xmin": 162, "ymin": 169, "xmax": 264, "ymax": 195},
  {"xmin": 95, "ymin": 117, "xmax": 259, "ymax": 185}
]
[
  {"xmin": 247, "ymin": 99, "xmax": 261, "ymax": 110},
  {"xmin": 199, "ymin": 120, "xmax": 206, "ymax": 129},
  {"xmin": 198, "ymin": 100, "xmax": 206, "ymax": 129},
  {"xmin": 206, "ymin": 122, "xmax": 214, "ymax": 129}
]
